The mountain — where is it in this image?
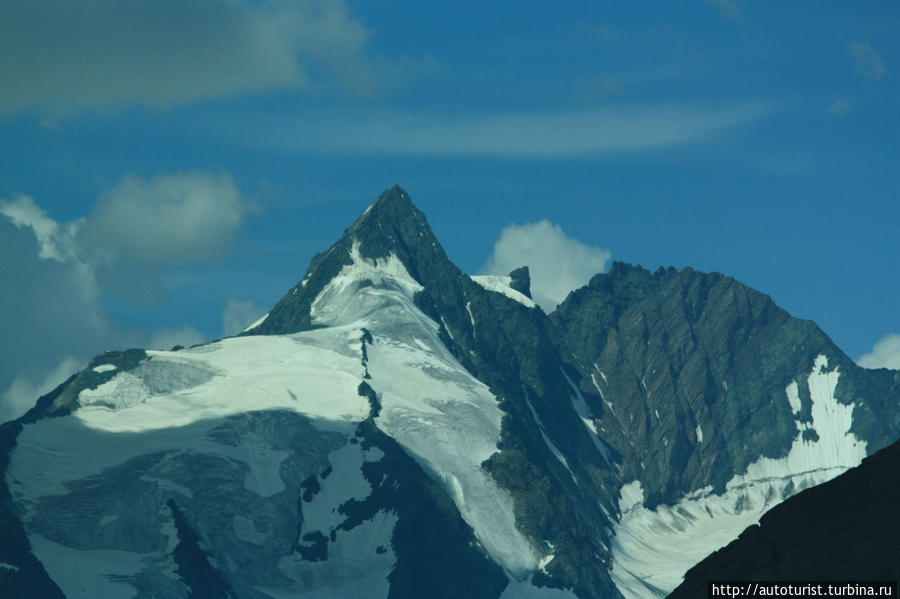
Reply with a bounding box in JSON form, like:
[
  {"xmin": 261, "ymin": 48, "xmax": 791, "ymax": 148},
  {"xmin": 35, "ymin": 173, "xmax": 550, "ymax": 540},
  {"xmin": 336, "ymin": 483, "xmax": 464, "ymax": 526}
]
[
  {"xmin": 669, "ymin": 431, "xmax": 900, "ymax": 597},
  {"xmin": 1, "ymin": 185, "xmax": 897, "ymax": 599}
]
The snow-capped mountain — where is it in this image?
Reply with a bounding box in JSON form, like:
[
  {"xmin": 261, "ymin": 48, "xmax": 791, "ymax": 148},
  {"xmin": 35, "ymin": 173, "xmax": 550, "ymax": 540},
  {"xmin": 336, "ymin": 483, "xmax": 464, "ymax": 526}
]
[{"xmin": 1, "ymin": 186, "xmax": 898, "ymax": 599}]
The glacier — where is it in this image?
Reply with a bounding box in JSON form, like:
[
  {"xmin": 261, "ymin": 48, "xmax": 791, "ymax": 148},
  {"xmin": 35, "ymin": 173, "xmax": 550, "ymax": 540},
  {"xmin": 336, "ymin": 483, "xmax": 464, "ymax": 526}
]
[
  {"xmin": 5, "ymin": 235, "xmax": 559, "ymax": 597},
  {"xmin": 610, "ymin": 354, "xmax": 867, "ymax": 599}
]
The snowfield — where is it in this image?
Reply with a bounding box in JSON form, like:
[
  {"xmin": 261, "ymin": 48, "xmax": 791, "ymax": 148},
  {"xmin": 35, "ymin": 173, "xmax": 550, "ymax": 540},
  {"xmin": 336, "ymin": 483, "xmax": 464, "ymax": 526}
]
[
  {"xmin": 5, "ymin": 237, "xmax": 563, "ymax": 598},
  {"xmin": 610, "ymin": 355, "xmax": 867, "ymax": 599}
]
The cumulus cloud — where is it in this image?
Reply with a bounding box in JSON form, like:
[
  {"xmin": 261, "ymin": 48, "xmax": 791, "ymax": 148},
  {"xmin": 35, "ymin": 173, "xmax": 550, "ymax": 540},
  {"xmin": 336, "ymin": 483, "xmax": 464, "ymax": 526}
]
[
  {"xmin": 79, "ymin": 172, "xmax": 250, "ymax": 265},
  {"xmin": 0, "ymin": 172, "xmax": 250, "ymax": 421},
  {"xmin": 0, "ymin": 211, "xmax": 137, "ymax": 423},
  {"xmin": 858, "ymin": 334, "xmax": 900, "ymax": 370},
  {"xmin": 222, "ymin": 299, "xmax": 268, "ymax": 337},
  {"xmin": 242, "ymin": 103, "xmax": 775, "ymax": 158},
  {"xmin": 849, "ymin": 42, "xmax": 886, "ymax": 82},
  {"xmin": 480, "ymin": 220, "xmax": 611, "ymax": 311},
  {"xmin": 0, "ymin": 0, "xmax": 376, "ymax": 115}
]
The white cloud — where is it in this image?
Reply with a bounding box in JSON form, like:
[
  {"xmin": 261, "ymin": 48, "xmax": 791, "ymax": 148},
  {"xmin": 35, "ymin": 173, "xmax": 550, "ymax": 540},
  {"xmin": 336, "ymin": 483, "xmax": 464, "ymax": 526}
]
[
  {"xmin": 79, "ymin": 172, "xmax": 250, "ymax": 265},
  {"xmin": 0, "ymin": 173, "xmax": 247, "ymax": 421},
  {"xmin": 480, "ymin": 220, "xmax": 611, "ymax": 311},
  {"xmin": 240, "ymin": 103, "xmax": 775, "ymax": 158},
  {"xmin": 0, "ymin": 194, "xmax": 84, "ymax": 262},
  {"xmin": 858, "ymin": 334, "xmax": 900, "ymax": 370},
  {"xmin": 849, "ymin": 42, "xmax": 886, "ymax": 82},
  {"xmin": 0, "ymin": 0, "xmax": 376, "ymax": 115},
  {"xmin": 0, "ymin": 356, "xmax": 82, "ymax": 424},
  {"xmin": 222, "ymin": 299, "xmax": 268, "ymax": 337}
]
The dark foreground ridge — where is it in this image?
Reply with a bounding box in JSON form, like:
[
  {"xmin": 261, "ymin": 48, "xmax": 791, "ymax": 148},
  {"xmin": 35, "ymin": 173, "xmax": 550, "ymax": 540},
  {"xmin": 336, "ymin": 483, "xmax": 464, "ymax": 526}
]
[{"xmin": 669, "ymin": 435, "xmax": 900, "ymax": 597}]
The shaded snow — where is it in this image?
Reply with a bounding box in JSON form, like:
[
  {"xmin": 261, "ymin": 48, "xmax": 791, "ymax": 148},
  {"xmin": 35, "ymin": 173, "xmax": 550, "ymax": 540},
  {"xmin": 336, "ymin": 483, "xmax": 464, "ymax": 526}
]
[
  {"xmin": 8, "ymin": 235, "xmax": 543, "ymax": 594},
  {"xmin": 470, "ymin": 275, "xmax": 536, "ymax": 308},
  {"xmin": 272, "ymin": 511, "xmax": 397, "ymax": 599},
  {"xmin": 233, "ymin": 515, "xmax": 270, "ymax": 546},
  {"xmin": 611, "ymin": 355, "xmax": 867, "ymax": 599},
  {"xmin": 28, "ymin": 534, "xmax": 153, "ymax": 599},
  {"xmin": 500, "ymin": 576, "xmax": 578, "ymax": 598}
]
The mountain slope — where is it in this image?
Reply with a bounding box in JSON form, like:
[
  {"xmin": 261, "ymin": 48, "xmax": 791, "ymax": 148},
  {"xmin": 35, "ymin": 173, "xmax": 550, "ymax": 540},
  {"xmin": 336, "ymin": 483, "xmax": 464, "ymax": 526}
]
[
  {"xmin": 669, "ymin": 429, "xmax": 900, "ymax": 597},
  {"xmin": 551, "ymin": 263, "xmax": 900, "ymax": 596},
  {"xmin": 1, "ymin": 186, "xmax": 897, "ymax": 599}
]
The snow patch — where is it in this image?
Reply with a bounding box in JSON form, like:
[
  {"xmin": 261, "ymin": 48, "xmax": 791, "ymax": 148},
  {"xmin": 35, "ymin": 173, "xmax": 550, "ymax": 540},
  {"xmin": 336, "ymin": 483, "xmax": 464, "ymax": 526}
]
[
  {"xmin": 695, "ymin": 425, "xmax": 703, "ymax": 443},
  {"xmin": 275, "ymin": 510, "xmax": 397, "ymax": 599},
  {"xmin": 560, "ymin": 368, "xmax": 611, "ymax": 464},
  {"xmin": 466, "ymin": 301, "xmax": 477, "ymax": 331},
  {"xmin": 92, "ymin": 364, "xmax": 117, "ymax": 373},
  {"xmin": 470, "ymin": 275, "xmax": 536, "ymax": 308},
  {"xmin": 310, "ymin": 239, "xmax": 423, "ymax": 326},
  {"xmin": 28, "ymin": 534, "xmax": 150, "ymax": 599},
  {"xmin": 611, "ymin": 355, "xmax": 866, "ymax": 599},
  {"xmin": 524, "ymin": 392, "xmax": 578, "ymax": 487},
  {"xmin": 786, "ymin": 381, "xmax": 802, "ymax": 415},
  {"xmin": 233, "ymin": 514, "xmax": 271, "ymax": 546},
  {"xmin": 243, "ymin": 312, "xmax": 269, "ymax": 333}
]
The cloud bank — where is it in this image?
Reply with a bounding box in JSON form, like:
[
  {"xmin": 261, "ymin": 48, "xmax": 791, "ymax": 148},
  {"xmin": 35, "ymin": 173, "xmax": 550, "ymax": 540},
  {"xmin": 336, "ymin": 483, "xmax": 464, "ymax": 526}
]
[
  {"xmin": 858, "ymin": 334, "xmax": 900, "ymax": 370},
  {"xmin": 0, "ymin": 0, "xmax": 375, "ymax": 115},
  {"xmin": 0, "ymin": 172, "xmax": 251, "ymax": 423},
  {"xmin": 480, "ymin": 220, "xmax": 611, "ymax": 311}
]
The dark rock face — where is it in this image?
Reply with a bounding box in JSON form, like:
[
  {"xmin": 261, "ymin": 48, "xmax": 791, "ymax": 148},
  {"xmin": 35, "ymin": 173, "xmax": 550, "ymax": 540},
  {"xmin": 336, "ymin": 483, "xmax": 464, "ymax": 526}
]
[
  {"xmin": 669, "ymin": 438, "xmax": 900, "ymax": 598},
  {"xmin": 550, "ymin": 263, "xmax": 900, "ymax": 508},
  {"xmin": 508, "ymin": 266, "xmax": 532, "ymax": 298}
]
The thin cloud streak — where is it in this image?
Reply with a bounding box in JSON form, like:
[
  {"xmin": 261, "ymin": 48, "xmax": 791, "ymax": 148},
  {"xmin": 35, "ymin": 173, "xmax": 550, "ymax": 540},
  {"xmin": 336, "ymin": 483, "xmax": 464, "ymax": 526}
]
[{"xmin": 238, "ymin": 103, "xmax": 776, "ymax": 158}]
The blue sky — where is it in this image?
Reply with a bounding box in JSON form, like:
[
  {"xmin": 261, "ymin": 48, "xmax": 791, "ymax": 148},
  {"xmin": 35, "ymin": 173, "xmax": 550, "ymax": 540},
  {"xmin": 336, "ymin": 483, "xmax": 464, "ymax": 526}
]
[{"xmin": 1, "ymin": 0, "xmax": 898, "ymax": 422}]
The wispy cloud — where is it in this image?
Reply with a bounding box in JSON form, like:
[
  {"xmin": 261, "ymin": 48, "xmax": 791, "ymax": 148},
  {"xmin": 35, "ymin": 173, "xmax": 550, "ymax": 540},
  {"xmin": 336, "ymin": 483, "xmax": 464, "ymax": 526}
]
[
  {"xmin": 480, "ymin": 220, "xmax": 611, "ymax": 311},
  {"xmin": 222, "ymin": 299, "xmax": 268, "ymax": 337},
  {"xmin": 858, "ymin": 333, "xmax": 900, "ymax": 370},
  {"xmin": 827, "ymin": 96, "xmax": 852, "ymax": 118},
  {"xmin": 238, "ymin": 102, "xmax": 775, "ymax": 158},
  {"xmin": 0, "ymin": 0, "xmax": 378, "ymax": 115},
  {"xmin": 705, "ymin": 0, "xmax": 742, "ymax": 20},
  {"xmin": 849, "ymin": 42, "xmax": 887, "ymax": 82}
]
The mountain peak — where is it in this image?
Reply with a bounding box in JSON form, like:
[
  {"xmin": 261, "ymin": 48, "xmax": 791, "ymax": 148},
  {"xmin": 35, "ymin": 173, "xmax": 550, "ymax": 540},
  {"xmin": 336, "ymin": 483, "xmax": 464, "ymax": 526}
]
[
  {"xmin": 253, "ymin": 186, "xmax": 458, "ymax": 335},
  {"xmin": 346, "ymin": 185, "xmax": 433, "ymax": 261},
  {"xmin": 372, "ymin": 184, "xmax": 413, "ymax": 210}
]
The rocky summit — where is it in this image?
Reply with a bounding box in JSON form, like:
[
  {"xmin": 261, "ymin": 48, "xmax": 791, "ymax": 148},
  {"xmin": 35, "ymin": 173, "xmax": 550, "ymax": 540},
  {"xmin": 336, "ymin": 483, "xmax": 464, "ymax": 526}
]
[{"xmin": 1, "ymin": 186, "xmax": 897, "ymax": 599}]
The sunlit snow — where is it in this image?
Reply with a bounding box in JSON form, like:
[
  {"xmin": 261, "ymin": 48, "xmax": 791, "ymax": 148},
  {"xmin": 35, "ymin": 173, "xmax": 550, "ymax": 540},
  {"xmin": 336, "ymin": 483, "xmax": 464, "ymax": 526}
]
[
  {"xmin": 610, "ymin": 355, "xmax": 867, "ymax": 599},
  {"xmin": 470, "ymin": 275, "xmax": 537, "ymax": 308}
]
